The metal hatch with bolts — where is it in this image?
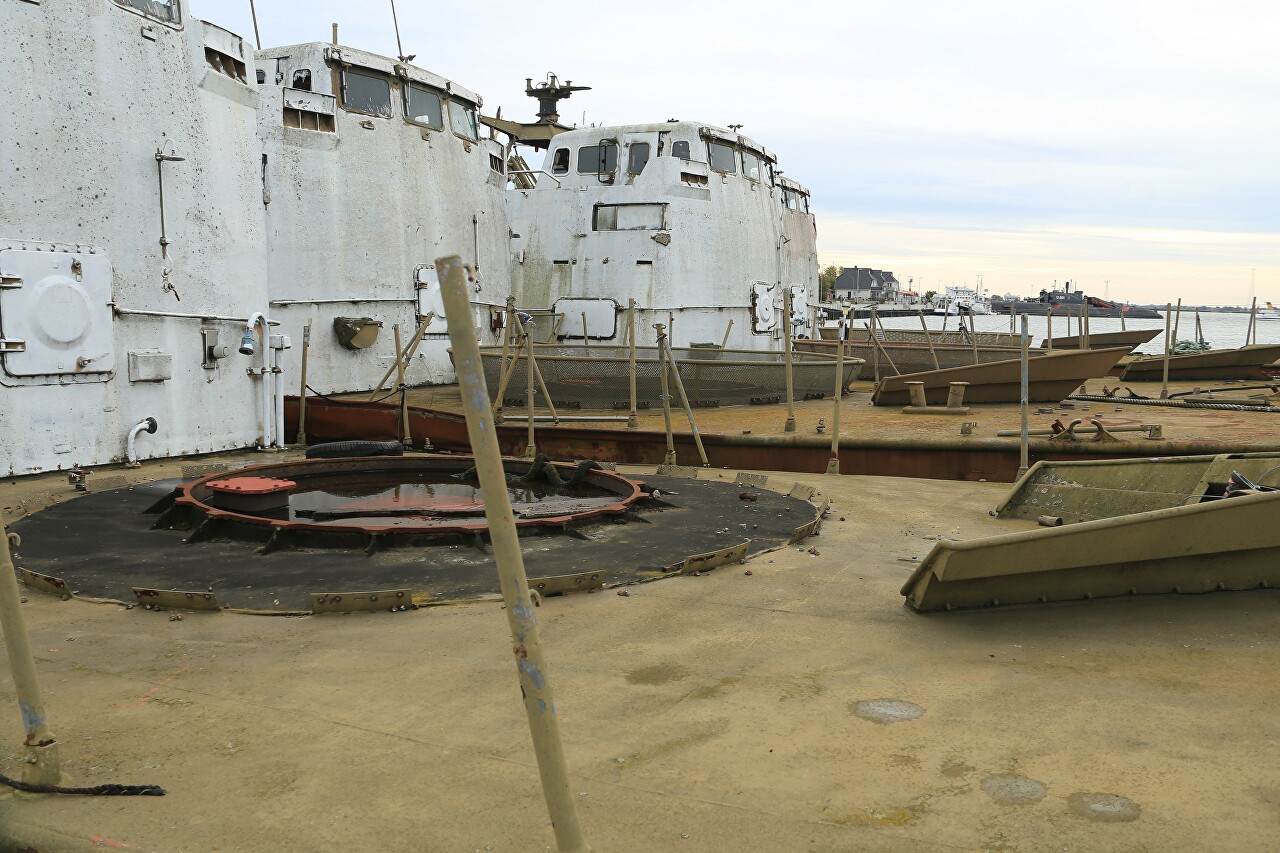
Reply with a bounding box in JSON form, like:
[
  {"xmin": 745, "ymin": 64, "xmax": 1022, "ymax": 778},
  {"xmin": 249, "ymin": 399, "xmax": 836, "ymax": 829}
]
[{"xmin": 0, "ymin": 247, "xmax": 114, "ymax": 383}]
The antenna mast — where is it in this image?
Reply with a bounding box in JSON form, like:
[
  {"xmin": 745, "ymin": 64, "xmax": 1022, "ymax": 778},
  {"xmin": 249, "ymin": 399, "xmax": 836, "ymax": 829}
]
[{"xmin": 390, "ymin": 0, "xmax": 407, "ymax": 62}]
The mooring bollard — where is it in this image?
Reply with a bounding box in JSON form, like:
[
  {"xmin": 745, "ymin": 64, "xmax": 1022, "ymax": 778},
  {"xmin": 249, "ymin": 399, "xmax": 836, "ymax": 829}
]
[
  {"xmin": 907, "ymin": 381, "xmax": 928, "ymax": 409},
  {"xmin": 946, "ymin": 382, "xmax": 969, "ymax": 409},
  {"xmin": 437, "ymin": 255, "xmax": 590, "ymax": 853}
]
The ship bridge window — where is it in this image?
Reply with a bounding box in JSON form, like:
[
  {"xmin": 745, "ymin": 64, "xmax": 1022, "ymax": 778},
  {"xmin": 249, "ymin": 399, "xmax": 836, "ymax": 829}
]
[
  {"xmin": 671, "ymin": 140, "xmax": 691, "ymax": 160},
  {"xmin": 341, "ymin": 68, "xmax": 393, "ymax": 117},
  {"xmin": 292, "ymin": 69, "xmax": 312, "ymax": 91},
  {"xmin": 707, "ymin": 141, "xmax": 736, "ymax": 174},
  {"xmin": 551, "ymin": 148, "xmax": 570, "ymax": 175},
  {"xmin": 782, "ymin": 188, "xmax": 799, "ymax": 211},
  {"xmin": 594, "ymin": 203, "xmax": 666, "ymax": 231},
  {"xmin": 114, "ymin": 0, "xmax": 180, "ymax": 23},
  {"xmin": 628, "ymin": 143, "xmax": 650, "ymax": 175},
  {"xmin": 742, "ymin": 151, "xmax": 763, "ymax": 182},
  {"xmin": 577, "ymin": 143, "xmax": 618, "ymax": 174},
  {"xmin": 449, "ymin": 100, "xmax": 479, "ymax": 140},
  {"xmin": 405, "ymin": 83, "xmax": 444, "ymax": 129}
]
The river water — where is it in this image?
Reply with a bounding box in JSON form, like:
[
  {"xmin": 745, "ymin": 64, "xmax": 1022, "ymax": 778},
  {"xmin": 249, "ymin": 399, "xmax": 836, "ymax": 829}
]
[{"xmin": 873, "ymin": 310, "xmax": 1280, "ymax": 355}]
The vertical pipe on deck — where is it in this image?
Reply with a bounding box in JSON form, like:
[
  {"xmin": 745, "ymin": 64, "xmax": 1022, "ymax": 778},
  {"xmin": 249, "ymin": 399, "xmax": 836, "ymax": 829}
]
[
  {"xmin": 627, "ymin": 300, "xmax": 638, "ymax": 429},
  {"xmin": 1018, "ymin": 314, "xmax": 1030, "ymax": 479},
  {"xmin": 1248, "ymin": 297, "xmax": 1258, "ymax": 345},
  {"xmin": 827, "ymin": 311, "xmax": 846, "ymax": 475},
  {"xmin": 783, "ymin": 288, "xmax": 796, "ymax": 432},
  {"xmin": 524, "ymin": 332, "xmax": 536, "ymax": 458},
  {"xmin": 436, "ymin": 255, "xmax": 589, "ymax": 853},
  {"xmin": 297, "ymin": 323, "xmax": 311, "ymax": 445},
  {"xmin": 969, "ymin": 306, "xmax": 979, "ymax": 364}
]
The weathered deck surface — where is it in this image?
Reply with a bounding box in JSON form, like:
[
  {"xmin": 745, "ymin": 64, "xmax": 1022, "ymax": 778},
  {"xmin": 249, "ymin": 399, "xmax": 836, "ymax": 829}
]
[
  {"xmin": 2, "ymin": 462, "xmax": 1278, "ymax": 851},
  {"xmin": 406, "ymin": 377, "xmax": 1280, "ymax": 451}
]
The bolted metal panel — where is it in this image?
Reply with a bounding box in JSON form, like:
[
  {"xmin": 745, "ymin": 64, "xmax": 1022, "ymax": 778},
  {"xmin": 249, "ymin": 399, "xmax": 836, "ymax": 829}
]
[
  {"xmin": 133, "ymin": 588, "xmax": 222, "ymax": 611},
  {"xmin": 678, "ymin": 540, "xmax": 750, "ymax": 574},
  {"xmin": 530, "ymin": 571, "xmax": 604, "ymax": 596},
  {"xmin": 311, "ymin": 589, "xmax": 412, "ymax": 613},
  {"xmin": 16, "ymin": 568, "xmax": 69, "ymax": 597},
  {"xmin": 735, "ymin": 472, "xmax": 768, "ymax": 488},
  {"xmin": 0, "ymin": 249, "xmax": 114, "ymax": 380}
]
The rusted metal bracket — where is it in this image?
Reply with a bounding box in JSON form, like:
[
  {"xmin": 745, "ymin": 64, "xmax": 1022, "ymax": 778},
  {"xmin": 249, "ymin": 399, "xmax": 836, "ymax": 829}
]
[
  {"xmin": 530, "ymin": 571, "xmax": 604, "ymax": 596},
  {"xmin": 735, "ymin": 472, "xmax": 768, "ymax": 488},
  {"xmin": 311, "ymin": 589, "xmax": 413, "ymax": 614},
  {"xmin": 133, "ymin": 588, "xmax": 221, "ymax": 611},
  {"xmin": 676, "ymin": 540, "xmax": 750, "ymax": 574},
  {"xmin": 17, "ymin": 568, "xmax": 69, "ymax": 597}
]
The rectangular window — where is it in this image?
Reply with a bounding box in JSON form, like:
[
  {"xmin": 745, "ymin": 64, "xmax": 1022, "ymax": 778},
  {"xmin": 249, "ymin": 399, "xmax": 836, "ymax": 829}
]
[
  {"xmin": 742, "ymin": 151, "xmax": 763, "ymax": 182},
  {"xmin": 577, "ymin": 143, "xmax": 618, "ymax": 174},
  {"xmin": 708, "ymin": 141, "xmax": 736, "ymax": 173},
  {"xmin": 449, "ymin": 100, "xmax": 479, "ymax": 140},
  {"xmin": 489, "ymin": 153, "xmax": 504, "ymax": 173},
  {"xmin": 783, "ymin": 188, "xmax": 799, "ymax": 211},
  {"xmin": 593, "ymin": 203, "xmax": 666, "ymax": 231},
  {"xmin": 671, "ymin": 140, "xmax": 691, "ymax": 160},
  {"xmin": 114, "ymin": 0, "xmax": 179, "ymax": 23},
  {"xmin": 341, "ymin": 68, "xmax": 392, "ymax": 117},
  {"xmin": 628, "ymin": 142, "xmax": 650, "ymax": 174},
  {"xmin": 551, "ymin": 148, "xmax": 570, "ymax": 175},
  {"xmin": 405, "ymin": 83, "xmax": 444, "ymax": 129}
]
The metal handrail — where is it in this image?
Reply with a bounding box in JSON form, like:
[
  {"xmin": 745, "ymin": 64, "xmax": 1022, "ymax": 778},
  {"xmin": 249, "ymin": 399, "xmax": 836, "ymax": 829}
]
[{"xmin": 507, "ymin": 170, "xmax": 561, "ymax": 187}]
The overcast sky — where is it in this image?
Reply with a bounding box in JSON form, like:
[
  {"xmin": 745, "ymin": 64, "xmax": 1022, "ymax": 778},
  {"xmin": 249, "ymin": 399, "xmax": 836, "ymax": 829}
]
[{"xmin": 212, "ymin": 0, "xmax": 1278, "ymax": 305}]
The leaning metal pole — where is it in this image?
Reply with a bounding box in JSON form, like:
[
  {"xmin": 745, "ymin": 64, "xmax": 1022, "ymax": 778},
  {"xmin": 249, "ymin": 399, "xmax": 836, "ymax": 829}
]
[
  {"xmin": 659, "ymin": 334, "xmax": 709, "ymax": 466},
  {"xmin": 437, "ymin": 255, "xmax": 589, "ymax": 853},
  {"xmin": 783, "ymin": 287, "xmax": 796, "ymax": 432},
  {"xmin": 0, "ymin": 516, "xmax": 61, "ymax": 786},
  {"xmin": 523, "ymin": 331, "xmax": 537, "ymax": 458},
  {"xmin": 655, "ymin": 324, "xmax": 677, "ymax": 464},
  {"xmin": 1018, "ymin": 314, "xmax": 1030, "ymax": 478}
]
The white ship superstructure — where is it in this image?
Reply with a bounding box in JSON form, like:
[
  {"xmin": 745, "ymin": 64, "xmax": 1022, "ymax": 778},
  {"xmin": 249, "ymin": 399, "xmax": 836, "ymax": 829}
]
[
  {"xmin": 255, "ymin": 43, "xmax": 511, "ymax": 393},
  {"xmin": 504, "ymin": 105, "xmax": 818, "ymax": 348},
  {"xmin": 1, "ymin": 0, "xmax": 275, "ymax": 476},
  {"xmin": 933, "ymin": 285, "xmax": 992, "ymax": 315}
]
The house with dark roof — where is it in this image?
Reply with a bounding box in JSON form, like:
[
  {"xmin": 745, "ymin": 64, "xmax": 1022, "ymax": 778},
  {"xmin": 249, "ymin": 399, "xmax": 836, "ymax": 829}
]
[{"xmin": 832, "ymin": 268, "xmax": 902, "ymax": 302}]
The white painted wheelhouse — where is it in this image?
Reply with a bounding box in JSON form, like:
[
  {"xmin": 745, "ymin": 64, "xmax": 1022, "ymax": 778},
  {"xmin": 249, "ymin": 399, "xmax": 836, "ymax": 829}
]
[
  {"xmin": 1, "ymin": 0, "xmax": 272, "ymax": 476},
  {"xmin": 255, "ymin": 43, "xmax": 511, "ymax": 393},
  {"xmin": 507, "ymin": 122, "xmax": 818, "ymax": 348}
]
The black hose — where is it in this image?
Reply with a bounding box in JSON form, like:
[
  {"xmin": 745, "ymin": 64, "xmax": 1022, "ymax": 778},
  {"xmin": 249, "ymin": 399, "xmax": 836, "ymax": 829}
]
[
  {"xmin": 0, "ymin": 772, "xmax": 164, "ymax": 796},
  {"xmin": 305, "ymin": 440, "xmax": 405, "ymax": 459}
]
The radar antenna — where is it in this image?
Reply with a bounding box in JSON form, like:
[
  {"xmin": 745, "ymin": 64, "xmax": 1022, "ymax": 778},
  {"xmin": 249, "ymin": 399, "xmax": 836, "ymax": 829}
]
[{"xmin": 526, "ymin": 73, "xmax": 592, "ymax": 125}]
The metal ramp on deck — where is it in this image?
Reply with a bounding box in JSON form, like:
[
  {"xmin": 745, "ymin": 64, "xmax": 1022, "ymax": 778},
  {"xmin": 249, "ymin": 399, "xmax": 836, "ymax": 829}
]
[{"xmin": 902, "ymin": 452, "xmax": 1280, "ymax": 612}]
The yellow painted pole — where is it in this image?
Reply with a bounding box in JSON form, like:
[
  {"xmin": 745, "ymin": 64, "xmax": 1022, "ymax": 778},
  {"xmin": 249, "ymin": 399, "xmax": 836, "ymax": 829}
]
[
  {"xmin": 581, "ymin": 311, "xmax": 590, "ymax": 352},
  {"xmin": 1160, "ymin": 302, "xmax": 1172, "ymax": 399},
  {"xmin": 1248, "ymin": 297, "xmax": 1258, "ymax": 346},
  {"xmin": 655, "ymin": 323, "xmax": 677, "ymax": 464},
  {"xmin": 437, "ymin": 255, "xmax": 589, "ymax": 853},
  {"xmin": 826, "ymin": 310, "xmax": 846, "ymax": 475},
  {"xmin": 1172, "ymin": 298, "xmax": 1182, "ymax": 346},
  {"xmin": 1018, "ymin": 314, "xmax": 1030, "ymax": 478},
  {"xmin": 783, "ymin": 288, "xmax": 796, "ymax": 432},
  {"xmin": 368, "ymin": 317, "xmax": 429, "ymax": 401},
  {"xmin": 720, "ymin": 318, "xmax": 733, "ymax": 350},
  {"xmin": 969, "ymin": 306, "xmax": 979, "ymax": 364},
  {"xmin": 626, "ymin": 300, "xmax": 638, "ymax": 429},
  {"xmin": 517, "ymin": 318, "xmax": 559, "ymax": 425},
  {"xmin": 393, "ymin": 324, "xmax": 412, "ymax": 448},
  {"xmin": 0, "ymin": 516, "xmax": 62, "ymax": 786}
]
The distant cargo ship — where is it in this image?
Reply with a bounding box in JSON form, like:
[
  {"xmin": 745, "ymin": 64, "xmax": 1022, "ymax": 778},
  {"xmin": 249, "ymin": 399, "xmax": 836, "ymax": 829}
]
[{"xmin": 993, "ymin": 285, "xmax": 1162, "ymax": 319}]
